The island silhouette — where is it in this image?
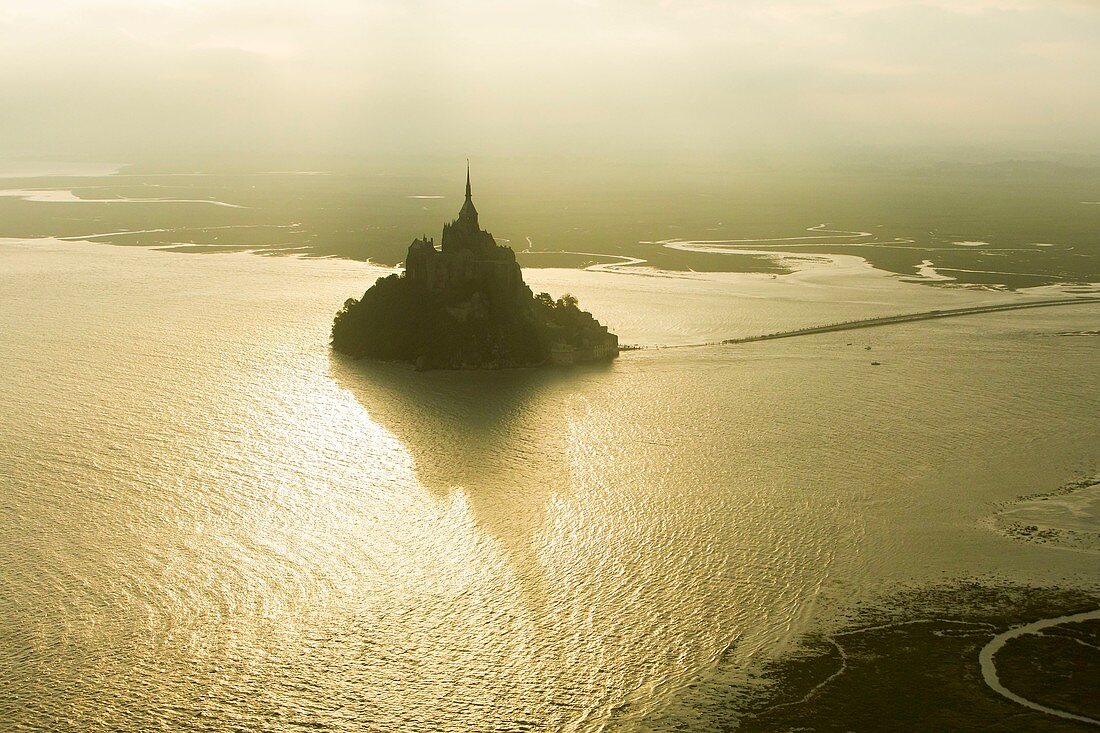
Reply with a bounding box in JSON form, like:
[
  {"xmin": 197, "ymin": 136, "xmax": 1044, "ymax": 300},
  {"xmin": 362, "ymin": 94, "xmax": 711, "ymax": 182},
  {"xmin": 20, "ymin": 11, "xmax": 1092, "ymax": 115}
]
[{"xmin": 332, "ymin": 164, "xmax": 619, "ymax": 370}]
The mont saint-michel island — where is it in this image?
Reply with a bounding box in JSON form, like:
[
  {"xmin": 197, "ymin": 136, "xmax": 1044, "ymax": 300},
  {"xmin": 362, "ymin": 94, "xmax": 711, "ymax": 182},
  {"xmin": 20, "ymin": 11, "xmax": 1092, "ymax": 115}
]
[{"xmin": 331, "ymin": 167, "xmax": 619, "ymax": 369}]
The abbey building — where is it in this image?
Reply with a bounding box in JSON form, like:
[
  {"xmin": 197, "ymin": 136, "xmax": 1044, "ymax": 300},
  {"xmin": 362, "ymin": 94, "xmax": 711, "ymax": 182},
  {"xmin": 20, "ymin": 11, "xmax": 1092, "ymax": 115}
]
[{"xmin": 404, "ymin": 165, "xmax": 523, "ymax": 299}]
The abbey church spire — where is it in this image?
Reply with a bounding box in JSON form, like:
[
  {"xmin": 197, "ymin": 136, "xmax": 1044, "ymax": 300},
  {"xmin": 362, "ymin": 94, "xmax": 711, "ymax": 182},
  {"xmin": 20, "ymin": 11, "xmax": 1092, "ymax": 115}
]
[
  {"xmin": 439, "ymin": 163, "xmax": 493, "ymax": 253},
  {"xmin": 457, "ymin": 160, "xmax": 479, "ymax": 229}
]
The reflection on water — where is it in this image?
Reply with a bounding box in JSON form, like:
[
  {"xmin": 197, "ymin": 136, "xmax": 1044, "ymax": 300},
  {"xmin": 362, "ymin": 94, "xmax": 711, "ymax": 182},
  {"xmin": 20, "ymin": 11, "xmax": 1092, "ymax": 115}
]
[
  {"xmin": 329, "ymin": 356, "xmax": 613, "ymax": 605},
  {"xmin": 331, "ymin": 356, "xmax": 610, "ymax": 495},
  {"xmin": 0, "ymin": 240, "xmax": 1098, "ymax": 731}
]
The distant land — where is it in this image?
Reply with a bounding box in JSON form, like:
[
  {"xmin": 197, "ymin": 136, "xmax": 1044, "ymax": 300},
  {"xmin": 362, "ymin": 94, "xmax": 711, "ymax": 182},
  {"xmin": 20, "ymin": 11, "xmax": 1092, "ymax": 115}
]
[
  {"xmin": 331, "ymin": 167, "xmax": 618, "ymax": 370},
  {"xmin": 0, "ymin": 157, "xmax": 1098, "ymax": 289}
]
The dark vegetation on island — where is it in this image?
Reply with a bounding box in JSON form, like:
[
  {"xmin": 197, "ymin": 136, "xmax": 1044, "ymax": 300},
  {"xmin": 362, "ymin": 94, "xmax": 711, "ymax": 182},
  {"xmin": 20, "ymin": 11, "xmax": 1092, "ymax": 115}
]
[
  {"xmin": 692, "ymin": 583, "xmax": 1100, "ymax": 732},
  {"xmin": 331, "ymin": 167, "xmax": 618, "ymax": 370},
  {"xmin": 332, "ymin": 278, "xmax": 614, "ymax": 369}
]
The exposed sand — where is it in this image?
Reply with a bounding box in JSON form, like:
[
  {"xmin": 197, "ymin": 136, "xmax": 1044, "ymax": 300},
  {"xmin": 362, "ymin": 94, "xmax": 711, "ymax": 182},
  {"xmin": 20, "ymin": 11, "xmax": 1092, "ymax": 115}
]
[{"xmin": 0, "ymin": 188, "xmax": 244, "ymax": 208}]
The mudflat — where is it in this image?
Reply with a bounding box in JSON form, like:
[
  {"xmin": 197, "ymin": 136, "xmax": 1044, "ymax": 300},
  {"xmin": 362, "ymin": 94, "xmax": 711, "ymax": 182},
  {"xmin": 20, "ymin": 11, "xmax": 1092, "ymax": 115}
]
[{"xmin": 734, "ymin": 584, "xmax": 1100, "ymax": 732}]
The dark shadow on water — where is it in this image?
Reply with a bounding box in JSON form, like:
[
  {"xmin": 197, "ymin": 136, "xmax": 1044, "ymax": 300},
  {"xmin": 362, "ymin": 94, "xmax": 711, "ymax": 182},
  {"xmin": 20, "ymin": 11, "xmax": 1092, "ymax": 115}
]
[{"xmin": 328, "ymin": 353, "xmax": 615, "ymax": 603}]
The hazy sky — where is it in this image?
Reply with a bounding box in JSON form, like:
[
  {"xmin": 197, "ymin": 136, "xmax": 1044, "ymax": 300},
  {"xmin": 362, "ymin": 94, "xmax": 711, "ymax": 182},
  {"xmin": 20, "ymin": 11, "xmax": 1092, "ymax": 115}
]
[{"xmin": 2, "ymin": 0, "xmax": 1098, "ymax": 162}]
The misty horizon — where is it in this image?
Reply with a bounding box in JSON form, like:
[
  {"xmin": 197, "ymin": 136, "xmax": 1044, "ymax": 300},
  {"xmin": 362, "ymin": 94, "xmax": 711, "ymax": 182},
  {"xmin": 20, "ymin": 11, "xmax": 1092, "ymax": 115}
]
[{"xmin": 3, "ymin": 0, "xmax": 1099, "ymax": 164}]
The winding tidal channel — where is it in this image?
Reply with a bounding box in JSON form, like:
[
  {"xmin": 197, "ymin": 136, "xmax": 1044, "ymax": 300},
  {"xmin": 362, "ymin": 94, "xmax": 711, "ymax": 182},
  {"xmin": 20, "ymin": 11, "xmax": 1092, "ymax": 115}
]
[{"xmin": 979, "ymin": 609, "xmax": 1100, "ymax": 726}]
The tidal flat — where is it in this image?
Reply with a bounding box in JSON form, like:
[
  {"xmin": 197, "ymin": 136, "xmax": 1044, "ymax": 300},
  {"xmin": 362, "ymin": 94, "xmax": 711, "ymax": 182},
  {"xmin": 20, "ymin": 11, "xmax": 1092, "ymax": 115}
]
[
  {"xmin": 993, "ymin": 477, "xmax": 1100, "ymax": 554},
  {"xmin": 729, "ymin": 583, "xmax": 1100, "ymax": 732},
  {"xmin": 1, "ymin": 159, "xmax": 1098, "ymax": 288}
]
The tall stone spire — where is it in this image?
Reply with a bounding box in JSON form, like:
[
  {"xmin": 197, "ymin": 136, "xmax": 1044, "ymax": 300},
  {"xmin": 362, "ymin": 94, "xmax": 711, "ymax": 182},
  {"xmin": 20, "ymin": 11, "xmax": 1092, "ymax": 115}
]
[{"xmin": 457, "ymin": 159, "xmax": 479, "ymax": 229}]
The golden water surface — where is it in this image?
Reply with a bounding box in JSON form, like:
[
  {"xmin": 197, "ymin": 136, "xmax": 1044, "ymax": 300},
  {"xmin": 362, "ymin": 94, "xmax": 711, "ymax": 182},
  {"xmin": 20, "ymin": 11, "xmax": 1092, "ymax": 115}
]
[{"xmin": 1, "ymin": 240, "xmax": 1097, "ymax": 731}]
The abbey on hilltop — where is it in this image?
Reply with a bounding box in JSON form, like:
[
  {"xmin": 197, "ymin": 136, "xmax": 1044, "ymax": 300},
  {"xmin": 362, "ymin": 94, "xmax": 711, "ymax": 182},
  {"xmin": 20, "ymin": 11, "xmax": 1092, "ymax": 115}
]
[
  {"xmin": 404, "ymin": 166, "xmax": 523, "ymax": 298},
  {"xmin": 331, "ymin": 165, "xmax": 619, "ymax": 370}
]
